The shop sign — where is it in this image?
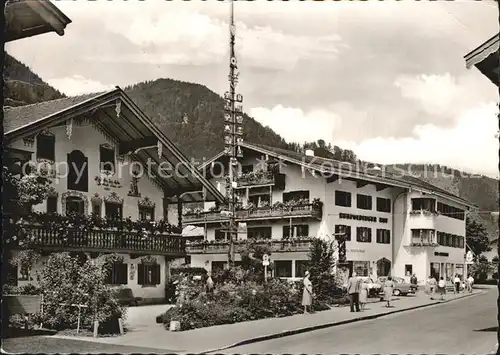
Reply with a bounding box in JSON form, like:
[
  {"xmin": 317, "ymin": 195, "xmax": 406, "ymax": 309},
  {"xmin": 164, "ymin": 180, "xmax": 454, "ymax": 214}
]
[{"xmin": 348, "ymin": 249, "xmax": 366, "ymax": 253}]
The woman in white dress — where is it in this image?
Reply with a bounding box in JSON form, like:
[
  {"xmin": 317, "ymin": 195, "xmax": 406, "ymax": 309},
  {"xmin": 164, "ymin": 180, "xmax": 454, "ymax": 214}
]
[
  {"xmin": 359, "ymin": 280, "xmax": 368, "ymax": 310},
  {"xmin": 384, "ymin": 276, "xmax": 395, "ymax": 307},
  {"xmin": 302, "ymin": 271, "xmax": 313, "ymax": 314}
]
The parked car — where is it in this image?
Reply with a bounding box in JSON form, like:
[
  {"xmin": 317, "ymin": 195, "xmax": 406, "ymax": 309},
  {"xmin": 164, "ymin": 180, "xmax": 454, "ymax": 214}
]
[
  {"xmin": 378, "ymin": 277, "xmax": 415, "ymax": 296},
  {"xmin": 360, "ymin": 277, "xmax": 382, "ymax": 297}
]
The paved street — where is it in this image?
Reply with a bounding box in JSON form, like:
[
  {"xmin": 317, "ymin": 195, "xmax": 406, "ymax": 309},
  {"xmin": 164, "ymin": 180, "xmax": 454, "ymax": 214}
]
[{"xmin": 227, "ymin": 288, "xmax": 498, "ymax": 354}]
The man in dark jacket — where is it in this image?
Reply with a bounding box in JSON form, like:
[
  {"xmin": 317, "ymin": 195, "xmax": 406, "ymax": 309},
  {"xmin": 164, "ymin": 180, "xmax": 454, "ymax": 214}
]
[{"xmin": 347, "ymin": 272, "xmax": 361, "ymax": 312}]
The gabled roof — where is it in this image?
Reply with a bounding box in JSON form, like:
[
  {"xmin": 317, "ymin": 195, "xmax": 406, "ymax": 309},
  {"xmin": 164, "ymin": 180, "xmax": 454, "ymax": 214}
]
[
  {"xmin": 200, "ymin": 142, "xmax": 475, "ymax": 208},
  {"xmin": 4, "ymin": 87, "xmax": 226, "ymax": 204},
  {"xmin": 464, "ymin": 33, "xmax": 499, "ymax": 87},
  {"xmin": 5, "ymin": 0, "xmax": 72, "ymax": 42}
]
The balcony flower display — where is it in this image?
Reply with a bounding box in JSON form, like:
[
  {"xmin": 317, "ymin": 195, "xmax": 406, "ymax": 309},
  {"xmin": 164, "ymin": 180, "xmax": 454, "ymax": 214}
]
[
  {"xmin": 236, "ymin": 169, "xmax": 274, "ymax": 186},
  {"xmin": 4, "ymin": 212, "xmax": 182, "ymax": 248},
  {"xmin": 409, "ymin": 209, "xmax": 438, "ymax": 216}
]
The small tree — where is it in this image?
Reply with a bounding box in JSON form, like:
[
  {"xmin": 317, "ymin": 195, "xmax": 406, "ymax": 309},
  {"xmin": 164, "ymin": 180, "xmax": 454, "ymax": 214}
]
[
  {"xmin": 469, "ymin": 255, "xmax": 492, "ymax": 282},
  {"xmin": 37, "ymin": 253, "xmax": 126, "ymax": 332},
  {"xmin": 238, "ymin": 240, "xmax": 273, "ymax": 283},
  {"xmin": 307, "ymin": 238, "xmax": 341, "ymax": 302}
]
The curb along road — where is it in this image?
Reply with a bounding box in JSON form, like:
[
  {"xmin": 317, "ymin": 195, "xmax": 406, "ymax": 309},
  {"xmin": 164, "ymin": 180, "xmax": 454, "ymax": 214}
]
[{"xmin": 202, "ymin": 291, "xmax": 484, "ymax": 354}]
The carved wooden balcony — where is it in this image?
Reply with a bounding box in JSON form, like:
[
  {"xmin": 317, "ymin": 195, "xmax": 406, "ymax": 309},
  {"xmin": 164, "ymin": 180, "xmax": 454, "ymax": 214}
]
[
  {"xmin": 186, "ymin": 237, "xmax": 315, "ymax": 254},
  {"xmin": 11, "ymin": 224, "xmax": 186, "ymax": 256}
]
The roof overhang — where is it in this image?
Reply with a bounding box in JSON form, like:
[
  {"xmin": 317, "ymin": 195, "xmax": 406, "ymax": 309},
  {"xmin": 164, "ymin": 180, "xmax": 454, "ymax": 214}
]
[
  {"xmin": 4, "ymin": 88, "xmax": 226, "ymax": 204},
  {"xmin": 199, "ymin": 142, "xmax": 475, "ymax": 209},
  {"xmin": 464, "ymin": 33, "xmax": 500, "ymax": 87},
  {"xmin": 5, "ymin": 0, "xmax": 72, "ymax": 42}
]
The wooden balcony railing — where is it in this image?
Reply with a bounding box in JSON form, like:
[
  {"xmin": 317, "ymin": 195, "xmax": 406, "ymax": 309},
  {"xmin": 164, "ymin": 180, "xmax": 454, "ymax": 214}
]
[
  {"xmin": 184, "ymin": 204, "xmax": 322, "ymax": 225},
  {"xmin": 235, "ymin": 172, "xmax": 286, "ymax": 189},
  {"xmin": 13, "ymin": 224, "xmax": 186, "ymax": 256},
  {"xmin": 187, "ymin": 238, "xmax": 315, "ymax": 254},
  {"xmin": 235, "ymin": 204, "xmax": 322, "ymax": 220}
]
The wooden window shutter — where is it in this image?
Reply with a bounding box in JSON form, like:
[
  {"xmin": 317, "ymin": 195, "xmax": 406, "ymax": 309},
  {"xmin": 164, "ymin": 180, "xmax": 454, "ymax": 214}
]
[
  {"xmin": 138, "ymin": 264, "xmax": 145, "ymax": 284},
  {"xmin": 154, "ymin": 264, "xmax": 161, "ymax": 285},
  {"xmin": 120, "ymin": 263, "xmax": 128, "ymax": 285}
]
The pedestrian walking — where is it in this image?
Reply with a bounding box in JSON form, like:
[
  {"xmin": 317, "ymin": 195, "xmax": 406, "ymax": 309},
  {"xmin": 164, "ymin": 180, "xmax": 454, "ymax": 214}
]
[
  {"xmin": 206, "ymin": 273, "xmax": 214, "ymax": 293},
  {"xmin": 383, "ymin": 276, "xmax": 395, "ymax": 307},
  {"xmin": 347, "ymin": 271, "xmax": 361, "ymax": 312},
  {"xmin": 359, "ymin": 279, "xmax": 368, "ymax": 310},
  {"xmin": 438, "ymin": 277, "xmax": 446, "ymax": 300},
  {"xmin": 302, "ymin": 271, "xmax": 313, "ymax": 314},
  {"xmin": 428, "ymin": 275, "xmax": 437, "ymax": 299},
  {"xmin": 467, "ymin": 275, "xmax": 474, "ymax": 293},
  {"xmin": 453, "ymin": 274, "xmax": 461, "ymax": 294},
  {"xmin": 410, "ymin": 274, "xmax": 418, "ymax": 290}
]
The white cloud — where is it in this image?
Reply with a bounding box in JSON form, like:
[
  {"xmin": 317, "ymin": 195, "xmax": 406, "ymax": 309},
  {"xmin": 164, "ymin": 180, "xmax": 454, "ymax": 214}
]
[
  {"xmin": 250, "ymin": 105, "xmax": 343, "ymax": 145},
  {"xmin": 394, "ymin": 73, "xmax": 460, "ymax": 116},
  {"xmin": 336, "ymin": 103, "xmax": 498, "ymax": 177},
  {"xmin": 251, "ymin": 102, "xmax": 498, "ymax": 177},
  {"xmin": 47, "ymin": 75, "xmax": 115, "ymax": 96}
]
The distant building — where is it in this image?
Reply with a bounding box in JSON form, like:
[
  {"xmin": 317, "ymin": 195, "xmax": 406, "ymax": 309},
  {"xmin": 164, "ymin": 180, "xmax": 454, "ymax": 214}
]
[
  {"xmin": 5, "ymin": 0, "xmax": 72, "ymax": 42},
  {"xmin": 183, "ymin": 142, "xmax": 474, "ymax": 283}
]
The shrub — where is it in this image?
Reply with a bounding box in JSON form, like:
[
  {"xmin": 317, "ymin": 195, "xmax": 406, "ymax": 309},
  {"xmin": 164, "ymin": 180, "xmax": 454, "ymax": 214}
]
[{"xmin": 37, "ymin": 253, "xmax": 126, "ymax": 332}]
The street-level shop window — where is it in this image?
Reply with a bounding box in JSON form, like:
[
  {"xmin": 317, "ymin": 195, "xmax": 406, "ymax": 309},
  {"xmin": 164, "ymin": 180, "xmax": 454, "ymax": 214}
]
[
  {"xmin": 36, "ymin": 133, "xmax": 55, "ymax": 161},
  {"xmin": 376, "ymin": 229, "xmax": 390, "ymax": 244},
  {"xmin": 274, "ymin": 261, "xmax": 292, "ymax": 278},
  {"xmin": 335, "ymin": 225, "xmax": 351, "ymax": 241},
  {"xmin": 335, "ymin": 191, "xmax": 351, "ymax": 207},
  {"xmin": 356, "ymin": 194, "xmax": 372, "ymax": 210},
  {"xmin": 352, "ymin": 261, "xmax": 370, "ymax": 277},
  {"xmin": 106, "ymin": 262, "xmax": 128, "ymax": 285},
  {"xmin": 295, "ymin": 260, "xmax": 308, "ymax": 278},
  {"xmin": 47, "ymin": 196, "xmax": 57, "ymax": 213},
  {"xmin": 283, "ymin": 224, "xmax": 309, "ymax": 238},
  {"xmin": 376, "ymin": 197, "xmax": 391, "ymax": 213},
  {"xmin": 138, "ymin": 263, "xmax": 160, "ymax": 286},
  {"xmin": 430, "ymin": 262, "xmax": 440, "ymax": 279},
  {"xmin": 356, "ymin": 227, "xmax": 372, "ymax": 243}
]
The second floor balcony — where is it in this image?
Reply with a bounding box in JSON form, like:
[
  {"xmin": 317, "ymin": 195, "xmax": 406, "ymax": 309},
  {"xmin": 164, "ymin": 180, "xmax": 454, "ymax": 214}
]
[
  {"xmin": 5, "ymin": 213, "xmax": 186, "ymax": 256},
  {"xmin": 183, "ymin": 198, "xmax": 323, "ymax": 225},
  {"xmin": 187, "ymin": 237, "xmax": 315, "ymax": 254},
  {"xmin": 234, "ymin": 169, "xmax": 286, "ymax": 189}
]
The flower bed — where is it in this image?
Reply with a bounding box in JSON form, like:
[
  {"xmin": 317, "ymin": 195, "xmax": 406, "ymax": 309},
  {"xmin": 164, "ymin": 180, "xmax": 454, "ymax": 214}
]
[{"xmin": 156, "ymin": 279, "xmax": 330, "ymax": 331}]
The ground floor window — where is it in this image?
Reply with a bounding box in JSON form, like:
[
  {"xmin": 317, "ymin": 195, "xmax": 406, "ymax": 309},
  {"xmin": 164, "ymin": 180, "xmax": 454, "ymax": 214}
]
[
  {"xmin": 352, "ymin": 261, "xmax": 370, "ymax": 277},
  {"xmin": 212, "ymin": 261, "xmax": 227, "ymax": 272},
  {"xmin": 455, "ymin": 264, "xmax": 464, "ymax": 278},
  {"xmin": 295, "ymin": 260, "xmax": 308, "ymax": 278},
  {"xmin": 445, "ymin": 263, "xmax": 453, "ymax": 280},
  {"xmin": 274, "ymin": 260, "xmax": 292, "ymax": 278},
  {"xmin": 106, "ymin": 262, "xmax": 128, "ymax": 285},
  {"xmin": 405, "ymin": 264, "xmax": 413, "ymax": 276},
  {"xmin": 138, "ymin": 263, "xmax": 160, "ymax": 286},
  {"xmin": 430, "ymin": 262, "xmax": 440, "ymax": 279}
]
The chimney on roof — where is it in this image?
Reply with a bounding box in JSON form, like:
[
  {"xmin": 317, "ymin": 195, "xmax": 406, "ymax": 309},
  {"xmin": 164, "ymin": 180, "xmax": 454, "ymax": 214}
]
[{"xmin": 305, "ymin": 149, "xmax": 314, "ymax": 157}]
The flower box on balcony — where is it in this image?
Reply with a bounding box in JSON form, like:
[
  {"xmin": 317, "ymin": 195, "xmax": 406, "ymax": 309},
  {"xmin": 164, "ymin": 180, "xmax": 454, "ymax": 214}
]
[
  {"xmin": 409, "ymin": 242, "xmax": 440, "ymax": 247},
  {"xmin": 409, "ymin": 210, "xmax": 439, "ymax": 216}
]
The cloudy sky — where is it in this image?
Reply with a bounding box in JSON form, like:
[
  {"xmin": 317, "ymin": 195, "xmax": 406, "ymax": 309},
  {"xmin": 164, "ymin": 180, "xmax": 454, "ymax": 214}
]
[{"xmin": 6, "ymin": 0, "xmax": 499, "ymax": 177}]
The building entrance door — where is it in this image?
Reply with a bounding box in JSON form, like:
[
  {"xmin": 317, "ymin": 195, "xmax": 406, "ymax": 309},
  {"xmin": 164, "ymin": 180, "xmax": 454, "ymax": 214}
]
[{"xmin": 376, "ymin": 258, "xmax": 391, "ymax": 277}]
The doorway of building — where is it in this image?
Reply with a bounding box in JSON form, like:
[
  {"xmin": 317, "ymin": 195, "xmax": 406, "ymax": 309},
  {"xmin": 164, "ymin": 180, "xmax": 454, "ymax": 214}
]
[{"xmin": 377, "ymin": 258, "xmax": 391, "ymax": 277}]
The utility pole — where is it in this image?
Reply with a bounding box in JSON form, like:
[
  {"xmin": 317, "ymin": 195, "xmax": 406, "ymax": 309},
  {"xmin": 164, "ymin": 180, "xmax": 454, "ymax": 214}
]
[{"xmin": 223, "ymin": 0, "xmax": 244, "ymax": 267}]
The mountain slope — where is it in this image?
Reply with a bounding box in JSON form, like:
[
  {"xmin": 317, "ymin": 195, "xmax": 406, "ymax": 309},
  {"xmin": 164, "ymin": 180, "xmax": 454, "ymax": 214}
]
[
  {"xmin": 3, "ymin": 53, "xmax": 65, "ymax": 107},
  {"xmin": 124, "ymin": 79, "xmax": 291, "ymax": 160}
]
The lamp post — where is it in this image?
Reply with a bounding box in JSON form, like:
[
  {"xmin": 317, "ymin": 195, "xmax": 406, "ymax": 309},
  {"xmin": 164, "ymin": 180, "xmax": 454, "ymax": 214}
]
[{"xmin": 223, "ymin": 0, "xmax": 244, "ymax": 267}]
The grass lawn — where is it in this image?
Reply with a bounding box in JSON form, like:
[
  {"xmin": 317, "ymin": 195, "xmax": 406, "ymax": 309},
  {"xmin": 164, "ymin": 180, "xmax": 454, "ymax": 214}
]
[{"xmin": 1, "ymin": 336, "xmax": 176, "ymax": 354}]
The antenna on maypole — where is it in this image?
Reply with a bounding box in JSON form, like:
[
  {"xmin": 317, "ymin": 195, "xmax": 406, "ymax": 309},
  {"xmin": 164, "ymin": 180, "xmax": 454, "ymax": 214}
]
[{"xmin": 222, "ymin": 0, "xmax": 244, "ymax": 266}]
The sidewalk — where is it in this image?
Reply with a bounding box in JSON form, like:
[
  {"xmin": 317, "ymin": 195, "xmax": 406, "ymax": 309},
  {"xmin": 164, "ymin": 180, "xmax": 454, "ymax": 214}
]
[{"xmin": 50, "ymin": 290, "xmax": 484, "ymax": 353}]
